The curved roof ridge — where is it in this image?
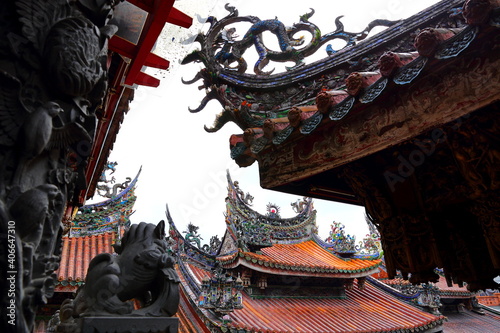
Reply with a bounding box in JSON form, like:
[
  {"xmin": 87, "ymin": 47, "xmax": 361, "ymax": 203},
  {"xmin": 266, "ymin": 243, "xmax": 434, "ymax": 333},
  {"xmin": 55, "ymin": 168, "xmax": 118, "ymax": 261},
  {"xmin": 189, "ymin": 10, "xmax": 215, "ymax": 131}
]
[
  {"xmin": 81, "ymin": 166, "xmax": 142, "ymax": 209},
  {"xmin": 226, "ymin": 170, "xmax": 315, "ymax": 228},
  {"xmin": 69, "ymin": 168, "xmax": 141, "ymax": 235},
  {"xmin": 367, "ymin": 276, "xmax": 421, "ymax": 301},
  {"xmin": 218, "ymin": 239, "xmax": 382, "ymax": 277},
  {"xmin": 165, "ymin": 204, "xmax": 217, "ymax": 268}
]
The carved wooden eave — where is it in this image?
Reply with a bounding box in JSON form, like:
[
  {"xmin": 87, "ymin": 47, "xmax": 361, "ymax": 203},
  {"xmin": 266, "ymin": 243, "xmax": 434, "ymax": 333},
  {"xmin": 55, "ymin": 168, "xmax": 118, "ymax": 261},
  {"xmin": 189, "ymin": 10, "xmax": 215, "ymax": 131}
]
[
  {"xmin": 258, "ymin": 31, "xmax": 500, "ymax": 196},
  {"xmin": 182, "ymin": 0, "xmax": 500, "ymax": 291},
  {"xmin": 255, "ymin": 9, "xmax": 500, "ymax": 290}
]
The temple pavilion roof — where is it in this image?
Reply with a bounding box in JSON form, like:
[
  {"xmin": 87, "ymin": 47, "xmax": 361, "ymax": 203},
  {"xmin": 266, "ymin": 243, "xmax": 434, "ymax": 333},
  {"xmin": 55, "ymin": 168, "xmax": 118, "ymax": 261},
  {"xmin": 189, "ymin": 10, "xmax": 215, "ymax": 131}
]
[
  {"xmin": 218, "ymin": 239, "xmax": 380, "ymax": 278},
  {"xmin": 215, "ymin": 171, "xmax": 382, "ymax": 278},
  {"xmin": 373, "ymin": 264, "xmax": 476, "ymax": 300},
  {"xmin": 181, "ymin": 0, "xmax": 500, "ymax": 186},
  {"xmin": 225, "ymin": 171, "xmax": 317, "ymax": 246},
  {"xmin": 168, "ymin": 173, "xmax": 443, "ymax": 332},
  {"xmin": 55, "ymin": 168, "xmax": 141, "ymax": 291},
  {"xmin": 177, "ymin": 261, "xmax": 445, "ymax": 333}
]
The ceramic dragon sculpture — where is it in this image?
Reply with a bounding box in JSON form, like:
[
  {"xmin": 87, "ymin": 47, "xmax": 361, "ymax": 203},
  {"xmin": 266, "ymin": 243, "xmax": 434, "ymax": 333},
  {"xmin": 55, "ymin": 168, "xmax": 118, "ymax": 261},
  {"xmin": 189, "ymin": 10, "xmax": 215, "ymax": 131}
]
[{"xmin": 181, "ymin": 4, "xmax": 400, "ymax": 132}]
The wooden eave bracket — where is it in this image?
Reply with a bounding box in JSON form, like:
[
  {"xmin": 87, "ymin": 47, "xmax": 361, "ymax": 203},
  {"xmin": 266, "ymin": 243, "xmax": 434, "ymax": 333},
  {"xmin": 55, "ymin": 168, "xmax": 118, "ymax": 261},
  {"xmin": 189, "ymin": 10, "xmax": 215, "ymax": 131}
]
[
  {"xmin": 134, "ymin": 71, "xmax": 160, "ymax": 87},
  {"xmin": 108, "ymin": 37, "xmax": 170, "ymax": 69}
]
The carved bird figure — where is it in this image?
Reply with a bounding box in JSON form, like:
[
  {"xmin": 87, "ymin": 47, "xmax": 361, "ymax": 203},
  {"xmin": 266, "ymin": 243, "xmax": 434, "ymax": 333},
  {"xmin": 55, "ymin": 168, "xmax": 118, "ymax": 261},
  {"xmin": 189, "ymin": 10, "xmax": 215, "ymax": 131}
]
[
  {"xmin": 15, "ymin": 0, "xmax": 117, "ymax": 101},
  {"xmin": 13, "ymin": 102, "xmax": 62, "ymax": 185},
  {"xmin": 22, "ymin": 102, "xmax": 62, "ymax": 159}
]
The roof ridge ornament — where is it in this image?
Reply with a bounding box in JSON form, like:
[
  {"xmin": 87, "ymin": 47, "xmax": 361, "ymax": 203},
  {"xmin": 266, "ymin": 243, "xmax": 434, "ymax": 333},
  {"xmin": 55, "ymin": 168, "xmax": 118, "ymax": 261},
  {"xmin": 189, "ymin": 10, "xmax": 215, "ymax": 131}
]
[
  {"xmin": 233, "ymin": 180, "xmax": 254, "ymax": 205},
  {"xmin": 182, "ymin": 4, "xmax": 401, "ymax": 119},
  {"xmin": 95, "ymin": 161, "xmax": 134, "ymax": 198},
  {"xmin": 182, "ymin": 6, "xmax": 400, "ymax": 76}
]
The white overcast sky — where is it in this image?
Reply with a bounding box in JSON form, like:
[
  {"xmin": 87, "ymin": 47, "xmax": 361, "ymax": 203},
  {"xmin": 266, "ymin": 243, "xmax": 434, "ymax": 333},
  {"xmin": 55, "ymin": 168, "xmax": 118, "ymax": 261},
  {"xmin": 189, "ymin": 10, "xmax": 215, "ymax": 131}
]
[{"xmin": 98, "ymin": 0, "xmax": 441, "ymax": 244}]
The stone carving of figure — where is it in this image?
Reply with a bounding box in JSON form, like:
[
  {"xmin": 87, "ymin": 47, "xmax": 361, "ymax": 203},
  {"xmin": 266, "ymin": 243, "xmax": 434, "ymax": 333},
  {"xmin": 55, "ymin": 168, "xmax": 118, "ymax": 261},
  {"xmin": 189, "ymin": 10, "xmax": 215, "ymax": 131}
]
[{"xmin": 67, "ymin": 221, "xmax": 179, "ymax": 320}]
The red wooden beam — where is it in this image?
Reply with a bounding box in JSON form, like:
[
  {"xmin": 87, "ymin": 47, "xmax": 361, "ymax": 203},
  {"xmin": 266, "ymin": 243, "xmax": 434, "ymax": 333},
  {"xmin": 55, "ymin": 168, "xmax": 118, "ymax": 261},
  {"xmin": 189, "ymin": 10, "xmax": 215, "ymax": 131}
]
[
  {"xmin": 165, "ymin": 7, "xmax": 192, "ymax": 28},
  {"xmin": 124, "ymin": 0, "xmax": 192, "ymax": 86},
  {"xmin": 134, "ymin": 71, "xmax": 160, "ymax": 87},
  {"xmin": 109, "ymin": 36, "xmax": 170, "ymax": 69}
]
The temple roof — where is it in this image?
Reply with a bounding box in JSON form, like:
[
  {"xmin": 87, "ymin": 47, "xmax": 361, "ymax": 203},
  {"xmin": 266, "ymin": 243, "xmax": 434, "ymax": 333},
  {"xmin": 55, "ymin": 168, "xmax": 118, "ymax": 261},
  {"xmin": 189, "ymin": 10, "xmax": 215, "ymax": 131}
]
[
  {"xmin": 216, "ymin": 172, "xmax": 381, "ymax": 277},
  {"xmin": 182, "ymin": 0, "xmax": 500, "ymax": 199},
  {"xmin": 225, "ymin": 171, "xmax": 317, "ymax": 246},
  {"xmin": 181, "ymin": 0, "xmax": 500, "ymax": 291},
  {"xmin": 69, "ymin": 167, "xmax": 141, "ymax": 237},
  {"xmin": 170, "ymin": 173, "xmax": 441, "ymax": 332},
  {"xmin": 55, "ymin": 168, "xmax": 140, "ymax": 290},
  {"xmin": 444, "ymin": 310, "xmax": 500, "ymax": 333},
  {"xmin": 55, "ymin": 231, "xmax": 117, "ymax": 291},
  {"xmin": 373, "ymin": 265, "xmax": 475, "ymax": 300},
  {"xmin": 218, "ymin": 239, "xmax": 381, "ymax": 278},
  {"xmin": 178, "ymin": 262, "xmax": 444, "ymax": 333}
]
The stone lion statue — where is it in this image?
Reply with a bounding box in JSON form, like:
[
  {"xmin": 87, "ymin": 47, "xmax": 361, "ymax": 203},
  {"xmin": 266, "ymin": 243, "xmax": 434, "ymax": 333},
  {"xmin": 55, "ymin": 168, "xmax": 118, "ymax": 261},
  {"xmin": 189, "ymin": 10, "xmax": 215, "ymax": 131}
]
[{"xmin": 56, "ymin": 220, "xmax": 179, "ymax": 332}]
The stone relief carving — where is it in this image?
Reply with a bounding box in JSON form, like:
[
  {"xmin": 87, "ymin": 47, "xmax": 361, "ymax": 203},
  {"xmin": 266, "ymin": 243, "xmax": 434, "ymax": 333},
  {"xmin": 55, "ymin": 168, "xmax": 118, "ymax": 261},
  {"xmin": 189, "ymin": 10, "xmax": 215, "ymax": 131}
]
[{"xmin": 0, "ymin": 0, "xmax": 118, "ymax": 331}]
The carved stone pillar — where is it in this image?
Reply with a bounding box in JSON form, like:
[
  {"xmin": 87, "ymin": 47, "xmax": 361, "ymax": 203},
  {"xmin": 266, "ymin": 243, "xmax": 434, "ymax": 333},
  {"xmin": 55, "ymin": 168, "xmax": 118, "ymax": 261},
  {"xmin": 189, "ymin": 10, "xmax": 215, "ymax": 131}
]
[{"xmin": 0, "ymin": 1, "xmax": 118, "ymax": 331}]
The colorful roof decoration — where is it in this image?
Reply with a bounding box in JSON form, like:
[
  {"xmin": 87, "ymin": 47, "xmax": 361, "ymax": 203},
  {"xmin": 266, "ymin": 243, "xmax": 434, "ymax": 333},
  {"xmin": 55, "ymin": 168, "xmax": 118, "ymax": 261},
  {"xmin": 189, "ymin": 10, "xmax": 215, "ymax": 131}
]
[
  {"xmin": 55, "ymin": 168, "xmax": 141, "ymax": 291},
  {"xmin": 68, "ymin": 167, "xmax": 141, "ymax": 237},
  {"xmin": 219, "ymin": 171, "xmax": 382, "ymax": 277},
  {"xmin": 225, "ymin": 171, "xmax": 317, "ymax": 251},
  {"xmin": 181, "ymin": 0, "xmax": 495, "ymax": 170},
  {"xmin": 322, "ymin": 219, "xmax": 384, "ymax": 259}
]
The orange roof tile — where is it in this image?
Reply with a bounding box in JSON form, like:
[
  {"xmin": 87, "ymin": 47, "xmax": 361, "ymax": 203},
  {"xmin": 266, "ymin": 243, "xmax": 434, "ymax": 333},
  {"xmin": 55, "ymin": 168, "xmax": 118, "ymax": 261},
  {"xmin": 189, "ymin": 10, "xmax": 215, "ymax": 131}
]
[
  {"xmin": 444, "ymin": 310, "xmax": 500, "ymax": 332},
  {"xmin": 181, "ymin": 263, "xmax": 443, "ymax": 333},
  {"xmin": 218, "ymin": 240, "xmax": 381, "ymax": 277},
  {"xmin": 55, "ymin": 232, "xmax": 116, "ymax": 287},
  {"xmin": 226, "ymin": 283, "xmax": 444, "ymax": 333}
]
